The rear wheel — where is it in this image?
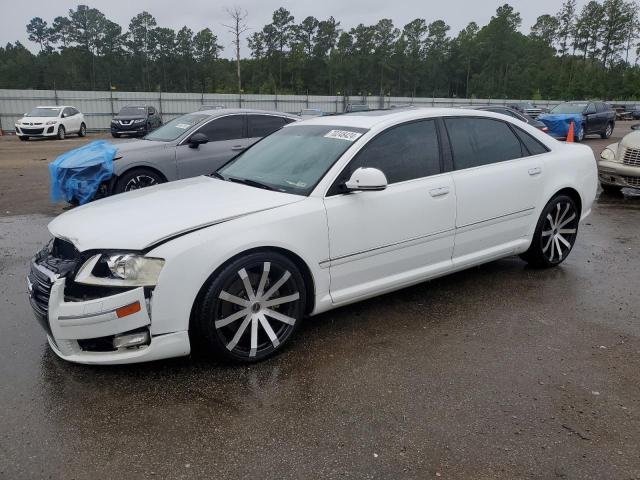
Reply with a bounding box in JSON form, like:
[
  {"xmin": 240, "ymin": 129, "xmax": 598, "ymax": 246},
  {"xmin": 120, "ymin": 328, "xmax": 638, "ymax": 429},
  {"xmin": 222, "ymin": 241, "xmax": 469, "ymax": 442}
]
[
  {"xmin": 115, "ymin": 168, "xmax": 164, "ymax": 193},
  {"xmin": 56, "ymin": 125, "xmax": 65, "ymax": 140},
  {"xmin": 520, "ymin": 194, "xmax": 579, "ymax": 268},
  {"xmin": 601, "ymin": 122, "xmax": 613, "ymax": 139},
  {"xmin": 191, "ymin": 252, "xmax": 306, "ymax": 362},
  {"xmin": 78, "ymin": 123, "xmax": 86, "ymax": 137}
]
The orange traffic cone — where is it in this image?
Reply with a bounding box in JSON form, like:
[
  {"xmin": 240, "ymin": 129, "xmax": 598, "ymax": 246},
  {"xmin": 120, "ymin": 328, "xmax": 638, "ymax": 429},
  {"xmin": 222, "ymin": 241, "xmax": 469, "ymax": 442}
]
[{"xmin": 566, "ymin": 121, "xmax": 575, "ymax": 142}]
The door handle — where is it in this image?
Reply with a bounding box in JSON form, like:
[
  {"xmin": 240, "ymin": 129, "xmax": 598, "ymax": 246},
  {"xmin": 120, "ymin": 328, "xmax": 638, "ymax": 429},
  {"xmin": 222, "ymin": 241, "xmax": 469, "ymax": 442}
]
[
  {"xmin": 528, "ymin": 167, "xmax": 542, "ymax": 176},
  {"xmin": 231, "ymin": 145, "xmax": 245, "ymax": 151},
  {"xmin": 429, "ymin": 187, "xmax": 450, "ymax": 197}
]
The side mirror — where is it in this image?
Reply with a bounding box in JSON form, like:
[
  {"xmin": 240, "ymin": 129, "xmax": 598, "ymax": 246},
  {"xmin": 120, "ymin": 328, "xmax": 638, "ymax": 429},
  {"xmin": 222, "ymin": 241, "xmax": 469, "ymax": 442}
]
[
  {"xmin": 344, "ymin": 167, "xmax": 388, "ymax": 192},
  {"xmin": 189, "ymin": 132, "xmax": 209, "ymax": 148},
  {"xmin": 631, "ymin": 124, "xmax": 639, "ymax": 131}
]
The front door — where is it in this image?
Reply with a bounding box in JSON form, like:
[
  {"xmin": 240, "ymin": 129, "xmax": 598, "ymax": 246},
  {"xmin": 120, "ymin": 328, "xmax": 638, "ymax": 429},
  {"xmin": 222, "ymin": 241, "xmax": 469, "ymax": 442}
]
[
  {"xmin": 444, "ymin": 117, "xmax": 548, "ymax": 267},
  {"xmin": 324, "ymin": 119, "xmax": 456, "ymax": 304},
  {"xmin": 176, "ymin": 114, "xmax": 247, "ymax": 179}
]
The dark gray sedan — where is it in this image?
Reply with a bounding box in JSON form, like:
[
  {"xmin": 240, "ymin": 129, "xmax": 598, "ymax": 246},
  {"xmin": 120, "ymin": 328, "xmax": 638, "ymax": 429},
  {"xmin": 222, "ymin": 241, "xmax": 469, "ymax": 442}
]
[{"xmin": 104, "ymin": 109, "xmax": 299, "ymax": 195}]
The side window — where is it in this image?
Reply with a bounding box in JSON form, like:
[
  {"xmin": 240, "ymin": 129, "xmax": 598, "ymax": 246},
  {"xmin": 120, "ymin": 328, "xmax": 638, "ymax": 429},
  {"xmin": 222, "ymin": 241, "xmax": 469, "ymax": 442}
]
[
  {"xmin": 349, "ymin": 120, "xmax": 441, "ymax": 184},
  {"xmin": 585, "ymin": 103, "xmax": 596, "ymax": 114},
  {"xmin": 62, "ymin": 107, "xmax": 73, "ymax": 117},
  {"xmin": 197, "ymin": 115, "xmax": 244, "ymax": 142},
  {"xmin": 512, "ymin": 126, "xmax": 549, "ymax": 156},
  {"xmin": 445, "ymin": 117, "xmax": 523, "ymax": 170},
  {"xmin": 248, "ymin": 115, "xmax": 285, "ymax": 138}
]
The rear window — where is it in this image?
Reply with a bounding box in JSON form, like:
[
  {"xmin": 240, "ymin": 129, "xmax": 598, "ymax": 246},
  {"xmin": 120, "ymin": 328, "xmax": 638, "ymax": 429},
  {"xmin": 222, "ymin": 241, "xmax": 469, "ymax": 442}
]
[
  {"xmin": 512, "ymin": 126, "xmax": 549, "ymax": 156},
  {"xmin": 248, "ymin": 115, "xmax": 286, "ymax": 138}
]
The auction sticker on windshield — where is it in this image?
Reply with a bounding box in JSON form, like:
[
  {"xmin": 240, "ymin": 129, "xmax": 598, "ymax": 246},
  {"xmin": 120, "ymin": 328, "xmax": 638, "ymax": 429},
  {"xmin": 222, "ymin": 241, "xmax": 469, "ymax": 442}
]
[{"xmin": 324, "ymin": 130, "xmax": 363, "ymax": 141}]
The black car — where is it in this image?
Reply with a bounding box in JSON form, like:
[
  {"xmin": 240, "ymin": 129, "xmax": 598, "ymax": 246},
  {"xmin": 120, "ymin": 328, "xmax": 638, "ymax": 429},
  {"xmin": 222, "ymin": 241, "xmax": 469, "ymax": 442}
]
[
  {"xmin": 470, "ymin": 106, "xmax": 550, "ymax": 133},
  {"xmin": 548, "ymin": 101, "xmax": 615, "ymax": 141},
  {"xmin": 111, "ymin": 105, "xmax": 162, "ymax": 138}
]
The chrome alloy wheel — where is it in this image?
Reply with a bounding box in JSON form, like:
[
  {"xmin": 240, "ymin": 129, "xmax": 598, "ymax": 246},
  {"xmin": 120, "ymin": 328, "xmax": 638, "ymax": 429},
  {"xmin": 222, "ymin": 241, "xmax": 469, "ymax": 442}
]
[
  {"xmin": 214, "ymin": 262, "xmax": 301, "ymax": 358},
  {"xmin": 124, "ymin": 174, "xmax": 159, "ymax": 191},
  {"xmin": 541, "ymin": 201, "xmax": 578, "ymax": 263}
]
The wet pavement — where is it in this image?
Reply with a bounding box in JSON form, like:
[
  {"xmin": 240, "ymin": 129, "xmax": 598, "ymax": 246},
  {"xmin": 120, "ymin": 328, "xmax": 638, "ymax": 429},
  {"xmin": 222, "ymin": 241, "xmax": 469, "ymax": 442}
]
[{"xmin": 1, "ymin": 132, "xmax": 640, "ymax": 478}]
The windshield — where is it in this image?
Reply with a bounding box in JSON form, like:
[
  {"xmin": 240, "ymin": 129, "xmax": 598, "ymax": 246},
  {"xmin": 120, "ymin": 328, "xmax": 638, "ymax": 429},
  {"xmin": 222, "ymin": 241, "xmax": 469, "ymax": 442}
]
[
  {"xmin": 218, "ymin": 125, "xmax": 368, "ymax": 195},
  {"xmin": 144, "ymin": 113, "xmax": 208, "ymax": 142},
  {"xmin": 119, "ymin": 106, "xmax": 147, "ymax": 116},
  {"xmin": 26, "ymin": 107, "xmax": 60, "ymax": 117},
  {"xmin": 552, "ymin": 103, "xmax": 587, "ymax": 114}
]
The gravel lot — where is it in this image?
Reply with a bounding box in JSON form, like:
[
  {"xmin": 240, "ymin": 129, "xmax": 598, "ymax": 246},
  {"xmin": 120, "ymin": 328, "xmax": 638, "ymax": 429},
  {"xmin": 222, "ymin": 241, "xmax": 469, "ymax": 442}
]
[{"xmin": 0, "ymin": 124, "xmax": 639, "ymax": 479}]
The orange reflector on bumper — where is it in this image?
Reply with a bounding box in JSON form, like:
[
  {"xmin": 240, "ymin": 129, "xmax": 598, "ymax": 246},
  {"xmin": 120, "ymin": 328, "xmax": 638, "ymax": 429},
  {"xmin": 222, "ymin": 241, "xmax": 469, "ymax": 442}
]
[{"xmin": 116, "ymin": 302, "xmax": 141, "ymax": 318}]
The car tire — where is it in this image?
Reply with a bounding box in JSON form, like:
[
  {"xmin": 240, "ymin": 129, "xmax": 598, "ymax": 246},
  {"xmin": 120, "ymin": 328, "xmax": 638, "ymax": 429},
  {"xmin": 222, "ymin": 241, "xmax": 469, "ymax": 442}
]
[
  {"xmin": 191, "ymin": 251, "xmax": 306, "ymax": 363},
  {"xmin": 600, "ymin": 183, "xmax": 622, "ymax": 194},
  {"xmin": 56, "ymin": 125, "xmax": 65, "ymax": 140},
  {"xmin": 19, "ymin": 136, "xmax": 28, "ymax": 141},
  {"xmin": 576, "ymin": 125, "xmax": 585, "ymax": 142},
  {"xmin": 520, "ymin": 194, "xmax": 579, "ymax": 268},
  {"xmin": 111, "ymin": 132, "xmax": 121, "ymax": 138},
  {"xmin": 78, "ymin": 123, "xmax": 87, "ymax": 137},
  {"xmin": 601, "ymin": 122, "xmax": 613, "ymax": 139},
  {"xmin": 114, "ymin": 168, "xmax": 165, "ymax": 193}
]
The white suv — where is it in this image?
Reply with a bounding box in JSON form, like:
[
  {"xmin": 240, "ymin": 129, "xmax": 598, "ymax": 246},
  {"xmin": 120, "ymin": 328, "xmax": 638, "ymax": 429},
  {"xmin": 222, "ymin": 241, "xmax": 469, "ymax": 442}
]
[{"xmin": 15, "ymin": 106, "xmax": 86, "ymax": 140}]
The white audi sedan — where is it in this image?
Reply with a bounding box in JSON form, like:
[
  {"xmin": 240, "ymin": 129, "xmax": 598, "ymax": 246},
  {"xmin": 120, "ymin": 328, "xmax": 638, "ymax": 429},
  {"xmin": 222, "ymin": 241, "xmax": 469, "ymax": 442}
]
[
  {"xmin": 27, "ymin": 108, "xmax": 597, "ymax": 365},
  {"xmin": 15, "ymin": 105, "xmax": 87, "ymax": 140}
]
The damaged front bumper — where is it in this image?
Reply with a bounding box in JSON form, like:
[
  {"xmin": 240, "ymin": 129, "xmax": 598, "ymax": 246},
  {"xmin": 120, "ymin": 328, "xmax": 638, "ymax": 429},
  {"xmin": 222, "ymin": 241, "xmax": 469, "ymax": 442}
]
[{"xmin": 27, "ymin": 246, "xmax": 190, "ymax": 365}]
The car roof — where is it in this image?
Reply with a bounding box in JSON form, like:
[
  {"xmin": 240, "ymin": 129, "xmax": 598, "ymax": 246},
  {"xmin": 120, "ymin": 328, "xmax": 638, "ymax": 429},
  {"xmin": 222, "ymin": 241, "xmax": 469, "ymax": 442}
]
[
  {"xmin": 197, "ymin": 108, "xmax": 300, "ymax": 119},
  {"xmin": 294, "ymin": 107, "xmax": 527, "ymax": 130}
]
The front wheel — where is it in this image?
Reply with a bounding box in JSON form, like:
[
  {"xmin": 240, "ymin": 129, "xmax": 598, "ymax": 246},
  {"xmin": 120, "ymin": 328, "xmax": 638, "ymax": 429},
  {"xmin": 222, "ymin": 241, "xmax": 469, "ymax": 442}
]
[
  {"xmin": 576, "ymin": 124, "xmax": 585, "ymax": 142},
  {"xmin": 78, "ymin": 123, "xmax": 86, "ymax": 137},
  {"xmin": 520, "ymin": 194, "xmax": 579, "ymax": 268},
  {"xmin": 191, "ymin": 252, "xmax": 306, "ymax": 362},
  {"xmin": 56, "ymin": 125, "xmax": 65, "ymax": 140},
  {"xmin": 114, "ymin": 168, "xmax": 165, "ymax": 193},
  {"xmin": 601, "ymin": 122, "xmax": 613, "ymax": 139}
]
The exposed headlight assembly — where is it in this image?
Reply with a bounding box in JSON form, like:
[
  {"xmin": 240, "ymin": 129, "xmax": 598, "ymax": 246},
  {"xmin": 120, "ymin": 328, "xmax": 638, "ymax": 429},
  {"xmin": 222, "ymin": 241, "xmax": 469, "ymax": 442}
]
[{"xmin": 75, "ymin": 253, "xmax": 165, "ymax": 287}]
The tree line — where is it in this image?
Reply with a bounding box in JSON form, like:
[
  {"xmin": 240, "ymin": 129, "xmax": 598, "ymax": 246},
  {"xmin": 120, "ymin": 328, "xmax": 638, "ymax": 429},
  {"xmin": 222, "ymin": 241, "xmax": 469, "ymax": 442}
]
[{"xmin": 1, "ymin": 1, "xmax": 639, "ymax": 100}]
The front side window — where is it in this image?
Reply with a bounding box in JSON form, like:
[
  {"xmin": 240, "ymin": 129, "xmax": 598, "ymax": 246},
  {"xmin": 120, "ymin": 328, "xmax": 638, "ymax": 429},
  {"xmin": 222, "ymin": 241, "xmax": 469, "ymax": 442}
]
[
  {"xmin": 248, "ymin": 115, "xmax": 286, "ymax": 138},
  {"xmin": 144, "ymin": 113, "xmax": 208, "ymax": 142},
  {"xmin": 445, "ymin": 117, "xmax": 523, "ymax": 170},
  {"xmin": 198, "ymin": 115, "xmax": 244, "ymax": 142},
  {"xmin": 347, "ymin": 120, "xmax": 441, "ymax": 184},
  {"xmin": 218, "ymin": 125, "xmax": 367, "ymax": 195}
]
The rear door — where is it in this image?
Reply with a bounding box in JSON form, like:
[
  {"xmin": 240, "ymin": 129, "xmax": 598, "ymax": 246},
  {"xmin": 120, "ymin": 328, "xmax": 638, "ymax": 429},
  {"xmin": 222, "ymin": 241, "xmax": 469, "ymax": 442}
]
[
  {"xmin": 247, "ymin": 114, "xmax": 287, "ymax": 147},
  {"xmin": 175, "ymin": 114, "xmax": 247, "ymax": 179},
  {"xmin": 324, "ymin": 119, "xmax": 456, "ymax": 304},
  {"xmin": 444, "ymin": 117, "xmax": 549, "ymax": 267}
]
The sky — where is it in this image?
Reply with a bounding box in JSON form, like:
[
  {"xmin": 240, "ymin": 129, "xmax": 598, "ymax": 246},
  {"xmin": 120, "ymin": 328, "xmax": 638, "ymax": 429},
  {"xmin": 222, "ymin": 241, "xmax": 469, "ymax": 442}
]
[{"xmin": 1, "ymin": 0, "xmax": 592, "ymax": 59}]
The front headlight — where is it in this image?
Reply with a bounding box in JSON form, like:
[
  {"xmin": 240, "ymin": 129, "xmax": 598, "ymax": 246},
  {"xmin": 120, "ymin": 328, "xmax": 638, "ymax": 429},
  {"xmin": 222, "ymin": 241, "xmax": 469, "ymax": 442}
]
[
  {"xmin": 46, "ymin": 120, "xmax": 57, "ymax": 125},
  {"xmin": 111, "ymin": 120, "xmax": 117, "ymax": 124},
  {"xmin": 134, "ymin": 118, "xmax": 146, "ymax": 124},
  {"xmin": 75, "ymin": 253, "xmax": 165, "ymax": 287},
  {"xmin": 600, "ymin": 147, "xmax": 617, "ymax": 162}
]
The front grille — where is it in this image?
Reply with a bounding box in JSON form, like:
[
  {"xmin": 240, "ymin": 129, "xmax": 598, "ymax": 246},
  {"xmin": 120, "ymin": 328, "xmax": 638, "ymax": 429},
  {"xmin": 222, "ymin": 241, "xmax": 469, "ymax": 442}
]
[
  {"xmin": 28, "ymin": 263, "xmax": 54, "ymax": 335},
  {"xmin": 21, "ymin": 127, "xmax": 44, "ymax": 135},
  {"xmin": 622, "ymin": 147, "xmax": 640, "ymax": 167},
  {"xmin": 622, "ymin": 176, "xmax": 640, "ymax": 187}
]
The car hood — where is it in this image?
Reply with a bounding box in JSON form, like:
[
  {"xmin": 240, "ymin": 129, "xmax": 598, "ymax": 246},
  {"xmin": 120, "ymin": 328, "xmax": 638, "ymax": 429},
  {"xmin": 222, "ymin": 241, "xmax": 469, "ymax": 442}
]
[
  {"xmin": 114, "ymin": 139, "xmax": 170, "ymax": 156},
  {"xmin": 18, "ymin": 116, "xmax": 59, "ymax": 124},
  {"xmin": 113, "ymin": 115, "xmax": 146, "ymax": 121},
  {"xmin": 48, "ymin": 176, "xmax": 304, "ymax": 251}
]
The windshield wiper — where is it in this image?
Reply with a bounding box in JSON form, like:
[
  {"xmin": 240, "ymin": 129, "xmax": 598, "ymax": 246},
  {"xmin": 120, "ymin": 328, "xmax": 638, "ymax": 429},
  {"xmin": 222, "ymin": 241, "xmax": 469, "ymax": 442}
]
[{"xmin": 226, "ymin": 176, "xmax": 275, "ymax": 191}]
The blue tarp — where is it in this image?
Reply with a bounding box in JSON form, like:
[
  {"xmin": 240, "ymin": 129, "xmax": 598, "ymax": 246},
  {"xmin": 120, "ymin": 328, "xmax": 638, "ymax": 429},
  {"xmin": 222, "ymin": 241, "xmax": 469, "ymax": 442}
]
[
  {"xmin": 537, "ymin": 113, "xmax": 583, "ymax": 139},
  {"xmin": 49, "ymin": 140, "xmax": 116, "ymax": 205}
]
